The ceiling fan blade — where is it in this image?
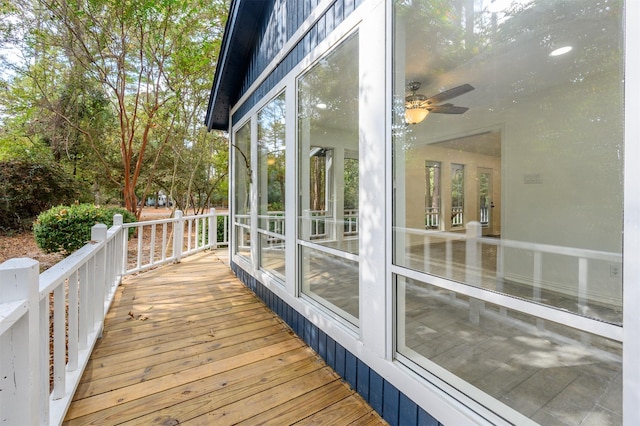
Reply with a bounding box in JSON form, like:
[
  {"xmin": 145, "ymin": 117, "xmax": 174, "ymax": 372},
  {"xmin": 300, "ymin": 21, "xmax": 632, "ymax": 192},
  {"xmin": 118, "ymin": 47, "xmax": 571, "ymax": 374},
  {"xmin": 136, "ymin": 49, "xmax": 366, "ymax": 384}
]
[
  {"xmin": 425, "ymin": 84, "xmax": 475, "ymax": 105},
  {"xmin": 429, "ymin": 105, "xmax": 469, "ymax": 114}
]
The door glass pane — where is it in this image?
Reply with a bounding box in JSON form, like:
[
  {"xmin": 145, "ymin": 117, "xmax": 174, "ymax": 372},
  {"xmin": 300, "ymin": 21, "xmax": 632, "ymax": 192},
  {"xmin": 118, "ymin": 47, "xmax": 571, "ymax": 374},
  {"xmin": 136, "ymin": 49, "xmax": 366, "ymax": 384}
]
[
  {"xmin": 298, "ymin": 33, "xmax": 360, "ymax": 255},
  {"xmin": 425, "ymin": 161, "xmax": 441, "ymax": 229},
  {"xmin": 392, "ymin": 0, "xmax": 624, "ymax": 423},
  {"xmin": 298, "ymin": 33, "xmax": 360, "ymax": 323},
  {"xmin": 233, "ymin": 122, "xmax": 251, "ymax": 261},
  {"xmin": 397, "ymin": 275, "xmax": 622, "ymax": 424},
  {"xmin": 479, "ymin": 170, "xmax": 491, "ymax": 228},
  {"xmin": 451, "ymin": 164, "xmax": 464, "ymax": 227},
  {"xmin": 258, "ymin": 92, "xmax": 286, "ymax": 280},
  {"xmin": 392, "ymin": 0, "xmax": 623, "ymax": 322}
]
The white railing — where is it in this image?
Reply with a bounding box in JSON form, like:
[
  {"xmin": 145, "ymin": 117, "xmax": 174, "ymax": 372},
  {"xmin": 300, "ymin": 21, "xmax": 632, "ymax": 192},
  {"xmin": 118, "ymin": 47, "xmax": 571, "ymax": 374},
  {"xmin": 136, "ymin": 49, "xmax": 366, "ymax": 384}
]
[
  {"xmin": 308, "ymin": 210, "xmax": 329, "ymax": 240},
  {"xmin": 425, "ymin": 207, "xmax": 440, "ymax": 229},
  {"xmin": 0, "ymin": 209, "xmax": 228, "ymax": 425},
  {"xmin": 123, "ymin": 209, "xmax": 229, "ymax": 275},
  {"xmin": 451, "ymin": 206, "xmax": 464, "ymax": 226},
  {"xmin": 343, "ymin": 209, "xmax": 359, "ymax": 236},
  {"xmin": 402, "ymin": 222, "xmax": 622, "ymax": 339},
  {"xmin": 480, "ymin": 205, "xmax": 489, "ymax": 226}
]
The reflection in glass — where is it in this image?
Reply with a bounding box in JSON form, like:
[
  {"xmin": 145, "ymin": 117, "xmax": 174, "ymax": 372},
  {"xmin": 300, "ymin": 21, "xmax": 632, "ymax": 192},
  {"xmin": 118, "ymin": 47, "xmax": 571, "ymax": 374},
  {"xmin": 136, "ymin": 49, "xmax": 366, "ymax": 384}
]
[
  {"xmin": 397, "ymin": 276, "xmax": 622, "ymax": 424},
  {"xmin": 392, "ymin": 0, "xmax": 624, "ymax": 423},
  {"xmin": 233, "ymin": 122, "xmax": 251, "ymax": 261},
  {"xmin": 297, "ymin": 33, "xmax": 360, "ymax": 324},
  {"xmin": 479, "ymin": 169, "xmax": 491, "ymax": 228},
  {"xmin": 425, "ymin": 161, "xmax": 441, "ymax": 229},
  {"xmin": 258, "ymin": 93, "xmax": 286, "ymax": 280},
  {"xmin": 451, "ymin": 164, "xmax": 464, "ymax": 227},
  {"xmin": 298, "ymin": 33, "xmax": 359, "ymax": 255},
  {"xmin": 301, "ymin": 246, "xmax": 359, "ymax": 325}
]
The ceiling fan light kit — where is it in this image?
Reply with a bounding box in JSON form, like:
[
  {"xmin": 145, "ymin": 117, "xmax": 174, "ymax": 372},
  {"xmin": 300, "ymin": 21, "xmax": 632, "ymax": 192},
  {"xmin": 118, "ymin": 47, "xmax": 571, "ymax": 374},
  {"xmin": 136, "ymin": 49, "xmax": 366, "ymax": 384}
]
[{"xmin": 405, "ymin": 82, "xmax": 474, "ymax": 124}]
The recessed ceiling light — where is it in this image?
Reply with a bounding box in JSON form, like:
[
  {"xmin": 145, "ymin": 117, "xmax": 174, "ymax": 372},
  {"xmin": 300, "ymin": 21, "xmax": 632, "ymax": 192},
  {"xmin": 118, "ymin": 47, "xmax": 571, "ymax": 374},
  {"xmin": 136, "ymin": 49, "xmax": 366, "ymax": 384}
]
[
  {"xmin": 549, "ymin": 46, "xmax": 572, "ymax": 57},
  {"xmin": 316, "ymin": 103, "xmax": 327, "ymax": 109}
]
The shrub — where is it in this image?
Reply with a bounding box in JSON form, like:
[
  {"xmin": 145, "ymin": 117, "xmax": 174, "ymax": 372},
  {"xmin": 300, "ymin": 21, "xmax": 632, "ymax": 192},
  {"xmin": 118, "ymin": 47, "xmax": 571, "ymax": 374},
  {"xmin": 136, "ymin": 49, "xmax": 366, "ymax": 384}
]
[
  {"xmin": 0, "ymin": 160, "xmax": 90, "ymax": 231},
  {"xmin": 33, "ymin": 204, "xmax": 136, "ymax": 255}
]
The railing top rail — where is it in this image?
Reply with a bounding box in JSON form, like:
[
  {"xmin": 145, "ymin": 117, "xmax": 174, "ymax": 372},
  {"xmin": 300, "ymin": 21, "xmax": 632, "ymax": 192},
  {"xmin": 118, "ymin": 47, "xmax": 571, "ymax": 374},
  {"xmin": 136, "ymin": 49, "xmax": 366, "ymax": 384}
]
[
  {"xmin": 121, "ymin": 210, "xmax": 227, "ymax": 228},
  {"xmin": 39, "ymin": 239, "xmax": 103, "ymax": 297},
  {"xmin": 396, "ymin": 225, "xmax": 621, "ymax": 263}
]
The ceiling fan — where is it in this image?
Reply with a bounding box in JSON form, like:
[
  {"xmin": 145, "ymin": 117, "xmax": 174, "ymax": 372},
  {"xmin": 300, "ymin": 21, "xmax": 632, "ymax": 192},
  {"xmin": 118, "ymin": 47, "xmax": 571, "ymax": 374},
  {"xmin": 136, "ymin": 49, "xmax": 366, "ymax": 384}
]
[{"xmin": 405, "ymin": 82, "xmax": 475, "ymax": 124}]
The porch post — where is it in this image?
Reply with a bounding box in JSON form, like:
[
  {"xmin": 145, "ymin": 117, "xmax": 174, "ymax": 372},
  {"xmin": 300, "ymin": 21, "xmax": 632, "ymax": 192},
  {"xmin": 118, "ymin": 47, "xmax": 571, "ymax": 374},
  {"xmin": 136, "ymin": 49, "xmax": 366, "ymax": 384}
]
[
  {"xmin": 173, "ymin": 210, "xmax": 184, "ymax": 262},
  {"xmin": 0, "ymin": 258, "xmax": 44, "ymax": 425},
  {"xmin": 209, "ymin": 208, "xmax": 217, "ymax": 249}
]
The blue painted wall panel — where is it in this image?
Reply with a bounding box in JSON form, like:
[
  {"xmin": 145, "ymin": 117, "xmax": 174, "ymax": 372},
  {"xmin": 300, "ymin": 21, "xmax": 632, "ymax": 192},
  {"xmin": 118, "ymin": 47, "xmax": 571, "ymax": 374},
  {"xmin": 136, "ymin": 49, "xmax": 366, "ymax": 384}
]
[
  {"xmin": 318, "ymin": 329, "xmax": 327, "ymax": 359},
  {"xmin": 326, "ymin": 336, "xmax": 336, "ymax": 370},
  {"xmin": 383, "ymin": 381, "xmax": 400, "ymax": 426},
  {"xmin": 369, "ymin": 369, "xmax": 384, "ymax": 413},
  {"xmin": 399, "ymin": 394, "xmax": 419, "ymax": 425},
  {"xmin": 335, "ymin": 342, "xmax": 346, "ymax": 377},
  {"xmin": 234, "ymin": 0, "xmax": 369, "ymax": 125},
  {"xmin": 345, "ymin": 350, "xmax": 357, "ymax": 389},
  {"xmin": 228, "ymin": 262, "xmax": 443, "ymax": 425},
  {"xmin": 418, "ymin": 408, "xmax": 440, "ymax": 426},
  {"xmin": 310, "ymin": 321, "xmax": 319, "ymax": 352},
  {"xmin": 357, "ymin": 359, "xmax": 370, "ymax": 401}
]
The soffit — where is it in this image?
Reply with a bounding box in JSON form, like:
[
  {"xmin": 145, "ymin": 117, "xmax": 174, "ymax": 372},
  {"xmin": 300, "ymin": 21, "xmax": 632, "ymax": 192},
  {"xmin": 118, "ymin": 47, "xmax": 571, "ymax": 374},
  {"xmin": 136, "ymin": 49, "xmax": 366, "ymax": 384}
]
[{"xmin": 205, "ymin": 0, "xmax": 271, "ymax": 131}]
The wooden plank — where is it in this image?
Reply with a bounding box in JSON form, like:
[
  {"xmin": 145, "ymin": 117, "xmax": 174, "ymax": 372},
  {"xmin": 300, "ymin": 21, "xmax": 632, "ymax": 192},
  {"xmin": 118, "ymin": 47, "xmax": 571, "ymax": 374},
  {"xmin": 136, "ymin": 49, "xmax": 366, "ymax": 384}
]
[
  {"xmin": 347, "ymin": 411, "xmax": 389, "ymax": 425},
  {"xmin": 103, "ymin": 295, "xmax": 258, "ymax": 328},
  {"xmin": 297, "ymin": 394, "xmax": 379, "ymax": 425},
  {"xmin": 105, "ymin": 293, "xmax": 253, "ymax": 317},
  {"xmin": 65, "ymin": 252, "xmax": 386, "ymax": 426},
  {"xmin": 66, "ymin": 338, "xmax": 305, "ymax": 420},
  {"xmin": 91, "ymin": 308, "xmax": 275, "ymax": 357},
  {"xmin": 235, "ymin": 379, "xmax": 355, "ymax": 425},
  {"xmin": 79, "ymin": 322, "xmax": 290, "ymax": 382},
  {"xmin": 100, "ymin": 301, "xmax": 265, "ymax": 337},
  {"xmin": 91, "ymin": 318, "xmax": 285, "ymax": 361},
  {"xmin": 181, "ymin": 367, "xmax": 341, "ymax": 425},
  {"xmin": 66, "ymin": 347, "xmax": 319, "ymax": 425},
  {"xmin": 74, "ymin": 329, "xmax": 297, "ymax": 400}
]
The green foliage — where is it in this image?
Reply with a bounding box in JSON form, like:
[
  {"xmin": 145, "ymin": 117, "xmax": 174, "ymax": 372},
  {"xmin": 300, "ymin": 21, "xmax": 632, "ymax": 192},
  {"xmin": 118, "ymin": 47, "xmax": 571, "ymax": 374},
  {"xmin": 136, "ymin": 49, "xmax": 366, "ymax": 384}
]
[
  {"xmin": 193, "ymin": 214, "xmax": 229, "ymax": 245},
  {"xmin": 33, "ymin": 204, "xmax": 136, "ymax": 255},
  {"xmin": 1, "ymin": 0, "xmax": 230, "ymax": 217},
  {"xmin": 0, "ymin": 160, "xmax": 90, "ymax": 231},
  {"xmin": 216, "ymin": 215, "xmax": 228, "ymax": 244}
]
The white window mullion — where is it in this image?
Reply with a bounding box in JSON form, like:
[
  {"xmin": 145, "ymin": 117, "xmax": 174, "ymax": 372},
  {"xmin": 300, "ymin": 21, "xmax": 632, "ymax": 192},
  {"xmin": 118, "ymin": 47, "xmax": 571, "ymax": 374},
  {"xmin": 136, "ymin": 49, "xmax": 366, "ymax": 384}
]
[
  {"xmin": 359, "ymin": 0, "xmax": 387, "ymax": 358},
  {"xmin": 624, "ymin": 1, "xmax": 640, "ymax": 424},
  {"xmin": 285, "ymin": 82, "xmax": 298, "ymax": 297},
  {"xmin": 250, "ymin": 117, "xmax": 259, "ymax": 274}
]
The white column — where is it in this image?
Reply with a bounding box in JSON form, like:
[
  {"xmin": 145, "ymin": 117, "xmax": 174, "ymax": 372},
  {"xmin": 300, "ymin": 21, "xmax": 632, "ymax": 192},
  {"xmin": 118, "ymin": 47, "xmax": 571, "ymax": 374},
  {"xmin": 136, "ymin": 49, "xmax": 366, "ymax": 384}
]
[{"xmin": 359, "ymin": 0, "xmax": 387, "ymax": 358}]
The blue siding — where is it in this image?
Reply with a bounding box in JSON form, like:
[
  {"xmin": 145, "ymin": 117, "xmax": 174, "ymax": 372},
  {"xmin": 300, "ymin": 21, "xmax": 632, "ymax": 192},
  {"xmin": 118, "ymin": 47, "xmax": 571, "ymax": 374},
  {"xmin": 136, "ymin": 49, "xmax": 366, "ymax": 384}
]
[
  {"xmin": 418, "ymin": 408, "xmax": 440, "ymax": 426},
  {"xmin": 232, "ymin": 0, "xmax": 358, "ymax": 125},
  {"xmin": 335, "ymin": 342, "xmax": 346, "ymax": 377},
  {"xmin": 383, "ymin": 381, "xmax": 400, "ymax": 426},
  {"xmin": 369, "ymin": 369, "xmax": 384, "ymax": 414},
  {"xmin": 400, "ymin": 393, "xmax": 419, "ymax": 425},
  {"xmin": 318, "ymin": 329, "xmax": 327, "ymax": 359},
  {"xmin": 345, "ymin": 350, "xmax": 357, "ymax": 389},
  {"xmin": 230, "ymin": 261, "xmax": 442, "ymax": 426},
  {"xmin": 357, "ymin": 359, "xmax": 370, "ymax": 401},
  {"xmin": 326, "ymin": 334, "xmax": 336, "ymax": 370}
]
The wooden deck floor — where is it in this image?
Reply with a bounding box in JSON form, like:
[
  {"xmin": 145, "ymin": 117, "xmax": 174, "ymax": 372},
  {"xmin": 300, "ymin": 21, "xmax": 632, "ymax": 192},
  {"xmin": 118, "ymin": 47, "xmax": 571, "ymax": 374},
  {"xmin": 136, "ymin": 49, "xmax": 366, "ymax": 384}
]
[{"xmin": 64, "ymin": 251, "xmax": 386, "ymax": 425}]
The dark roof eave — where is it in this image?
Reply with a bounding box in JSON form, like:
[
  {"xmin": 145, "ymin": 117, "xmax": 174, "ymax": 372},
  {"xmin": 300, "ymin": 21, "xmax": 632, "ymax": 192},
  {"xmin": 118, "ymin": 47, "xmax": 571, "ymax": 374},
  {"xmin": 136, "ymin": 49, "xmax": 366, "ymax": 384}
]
[{"xmin": 205, "ymin": 0, "xmax": 271, "ymax": 131}]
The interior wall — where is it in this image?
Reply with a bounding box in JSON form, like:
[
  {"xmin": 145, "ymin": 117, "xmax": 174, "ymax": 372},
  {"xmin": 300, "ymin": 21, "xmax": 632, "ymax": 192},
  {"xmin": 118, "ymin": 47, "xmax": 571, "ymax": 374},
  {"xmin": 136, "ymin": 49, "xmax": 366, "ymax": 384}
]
[{"xmin": 500, "ymin": 72, "xmax": 623, "ymax": 306}]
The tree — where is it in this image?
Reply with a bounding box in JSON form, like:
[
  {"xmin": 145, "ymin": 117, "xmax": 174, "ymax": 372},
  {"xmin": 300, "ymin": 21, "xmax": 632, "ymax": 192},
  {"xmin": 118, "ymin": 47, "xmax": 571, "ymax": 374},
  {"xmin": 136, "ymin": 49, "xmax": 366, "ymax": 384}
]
[{"xmin": 1, "ymin": 0, "xmax": 229, "ymax": 218}]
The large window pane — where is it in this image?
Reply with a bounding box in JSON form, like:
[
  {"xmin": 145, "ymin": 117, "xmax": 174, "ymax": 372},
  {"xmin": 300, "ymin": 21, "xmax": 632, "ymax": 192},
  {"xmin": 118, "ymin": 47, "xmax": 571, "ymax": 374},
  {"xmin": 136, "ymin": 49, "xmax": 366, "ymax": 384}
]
[
  {"xmin": 301, "ymin": 246, "xmax": 359, "ymax": 325},
  {"xmin": 233, "ymin": 122, "xmax": 251, "ymax": 261},
  {"xmin": 258, "ymin": 92, "xmax": 286, "ymax": 280},
  {"xmin": 393, "ymin": 0, "xmax": 624, "ymax": 423},
  {"xmin": 298, "ymin": 33, "xmax": 359, "ymax": 322},
  {"xmin": 397, "ymin": 276, "xmax": 622, "ymax": 424}
]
